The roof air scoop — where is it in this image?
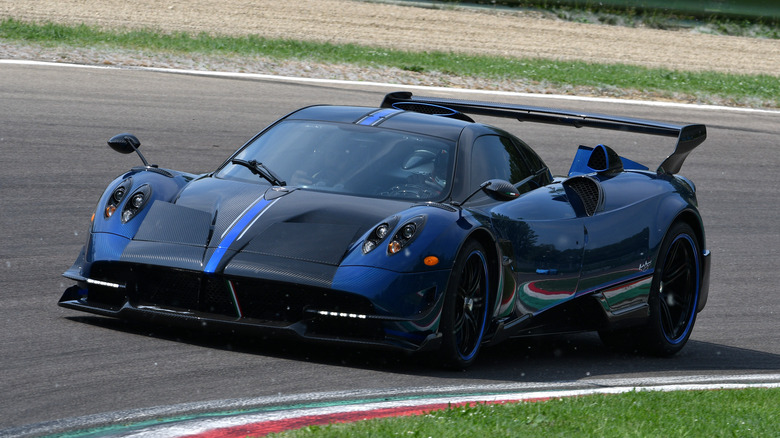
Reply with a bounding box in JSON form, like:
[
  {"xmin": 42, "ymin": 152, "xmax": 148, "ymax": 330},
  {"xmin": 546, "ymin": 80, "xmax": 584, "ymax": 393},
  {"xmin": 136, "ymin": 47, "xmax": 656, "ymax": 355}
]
[
  {"xmin": 568, "ymin": 144, "xmax": 649, "ymax": 177},
  {"xmin": 587, "ymin": 144, "xmax": 623, "ymax": 174},
  {"xmin": 390, "ymin": 101, "xmax": 474, "ymax": 122}
]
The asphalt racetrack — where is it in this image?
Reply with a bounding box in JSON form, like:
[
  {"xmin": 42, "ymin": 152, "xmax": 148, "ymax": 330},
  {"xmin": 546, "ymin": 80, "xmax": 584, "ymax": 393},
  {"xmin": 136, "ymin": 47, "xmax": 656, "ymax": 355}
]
[{"xmin": 1, "ymin": 62, "xmax": 779, "ymax": 433}]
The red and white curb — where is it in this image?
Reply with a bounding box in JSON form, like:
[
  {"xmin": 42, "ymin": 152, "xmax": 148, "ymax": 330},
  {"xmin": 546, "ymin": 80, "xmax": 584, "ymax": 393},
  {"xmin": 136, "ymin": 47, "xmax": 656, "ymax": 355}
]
[
  {"xmin": 5, "ymin": 374, "xmax": 778, "ymax": 437},
  {"xmin": 148, "ymin": 381, "xmax": 780, "ymax": 438}
]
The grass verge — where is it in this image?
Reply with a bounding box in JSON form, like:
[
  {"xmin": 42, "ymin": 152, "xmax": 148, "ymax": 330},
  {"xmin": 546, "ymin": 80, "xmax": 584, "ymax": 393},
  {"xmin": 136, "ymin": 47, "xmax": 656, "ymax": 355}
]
[
  {"xmin": 434, "ymin": 0, "xmax": 780, "ymax": 37},
  {"xmin": 269, "ymin": 387, "xmax": 780, "ymax": 437},
  {"xmin": 1, "ymin": 17, "xmax": 778, "ymax": 108}
]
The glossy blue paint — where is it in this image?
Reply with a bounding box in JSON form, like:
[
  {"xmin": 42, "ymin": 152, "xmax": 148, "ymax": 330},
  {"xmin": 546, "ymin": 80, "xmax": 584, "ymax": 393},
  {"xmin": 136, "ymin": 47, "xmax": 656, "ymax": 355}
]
[
  {"xmin": 85, "ymin": 233, "xmax": 130, "ymax": 263},
  {"xmin": 331, "ymin": 265, "xmax": 450, "ymax": 318},
  {"xmin": 60, "ymin": 94, "xmax": 710, "ymax": 365},
  {"xmin": 91, "ymin": 168, "xmax": 194, "ymax": 238}
]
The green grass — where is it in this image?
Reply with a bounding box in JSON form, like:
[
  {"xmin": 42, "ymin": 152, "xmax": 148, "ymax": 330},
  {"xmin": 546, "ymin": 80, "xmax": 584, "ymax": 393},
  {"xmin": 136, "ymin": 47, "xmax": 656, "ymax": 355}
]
[
  {"xmin": 436, "ymin": 0, "xmax": 780, "ymax": 28},
  {"xmin": 269, "ymin": 388, "xmax": 780, "ymax": 437},
  {"xmin": 1, "ymin": 18, "xmax": 778, "ymax": 108}
]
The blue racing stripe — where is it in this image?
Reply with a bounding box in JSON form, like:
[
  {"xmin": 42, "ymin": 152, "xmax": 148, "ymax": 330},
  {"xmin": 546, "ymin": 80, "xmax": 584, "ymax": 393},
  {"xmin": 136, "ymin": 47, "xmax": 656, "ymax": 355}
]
[
  {"xmin": 204, "ymin": 197, "xmax": 274, "ymax": 274},
  {"xmin": 357, "ymin": 108, "xmax": 400, "ymax": 126}
]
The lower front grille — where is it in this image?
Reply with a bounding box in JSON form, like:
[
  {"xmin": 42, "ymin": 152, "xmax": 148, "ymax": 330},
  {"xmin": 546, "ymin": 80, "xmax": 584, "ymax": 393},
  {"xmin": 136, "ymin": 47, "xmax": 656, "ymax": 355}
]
[
  {"xmin": 306, "ymin": 313, "xmax": 385, "ymax": 340},
  {"xmin": 136, "ymin": 269, "xmax": 201, "ymax": 310},
  {"xmin": 231, "ymin": 278, "xmax": 376, "ymax": 324},
  {"xmin": 87, "ymin": 263, "xmax": 377, "ymax": 327},
  {"xmin": 132, "ymin": 269, "xmax": 237, "ymax": 317},
  {"xmin": 85, "ymin": 284, "xmax": 126, "ymax": 309}
]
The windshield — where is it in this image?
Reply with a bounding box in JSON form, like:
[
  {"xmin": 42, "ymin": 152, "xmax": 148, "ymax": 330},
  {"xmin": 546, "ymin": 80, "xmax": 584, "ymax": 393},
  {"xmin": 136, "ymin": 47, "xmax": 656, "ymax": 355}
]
[{"xmin": 216, "ymin": 120, "xmax": 455, "ymax": 201}]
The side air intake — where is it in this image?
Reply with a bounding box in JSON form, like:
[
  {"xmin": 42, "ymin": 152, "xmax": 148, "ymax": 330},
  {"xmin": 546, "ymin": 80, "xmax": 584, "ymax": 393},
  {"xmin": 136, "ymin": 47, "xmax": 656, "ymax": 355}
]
[{"xmin": 563, "ymin": 176, "xmax": 603, "ymax": 217}]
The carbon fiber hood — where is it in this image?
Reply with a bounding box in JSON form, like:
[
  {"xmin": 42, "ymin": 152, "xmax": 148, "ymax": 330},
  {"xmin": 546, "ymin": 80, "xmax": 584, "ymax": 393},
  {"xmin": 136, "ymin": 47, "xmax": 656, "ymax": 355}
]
[{"xmin": 120, "ymin": 177, "xmax": 411, "ymax": 280}]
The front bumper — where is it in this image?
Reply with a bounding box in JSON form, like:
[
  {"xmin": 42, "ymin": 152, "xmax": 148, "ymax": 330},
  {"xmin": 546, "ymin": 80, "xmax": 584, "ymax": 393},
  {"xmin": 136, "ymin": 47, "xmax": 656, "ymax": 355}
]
[{"xmin": 59, "ymin": 262, "xmax": 448, "ymax": 352}]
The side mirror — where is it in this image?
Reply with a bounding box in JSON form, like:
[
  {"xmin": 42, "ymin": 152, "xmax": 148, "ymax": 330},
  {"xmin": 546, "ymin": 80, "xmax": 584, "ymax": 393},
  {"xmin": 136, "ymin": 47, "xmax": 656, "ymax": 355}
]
[
  {"xmin": 453, "ymin": 179, "xmax": 520, "ymax": 207},
  {"xmin": 108, "ymin": 133, "xmax": 141, "ymax": 154},
  {"xmin": 108, "ymin": 133, "xmax": 151, "ymax": 167},
  {"xmin": 482, "ymin": 179, "xmax": 520, "ymax": 201}
]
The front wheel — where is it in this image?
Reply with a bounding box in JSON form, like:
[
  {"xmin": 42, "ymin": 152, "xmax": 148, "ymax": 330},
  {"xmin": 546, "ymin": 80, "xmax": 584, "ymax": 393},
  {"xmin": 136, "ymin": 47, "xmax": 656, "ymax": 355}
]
[{"xmin": 439, "ymin": 240, "xmax": 490, "ymax": 369}]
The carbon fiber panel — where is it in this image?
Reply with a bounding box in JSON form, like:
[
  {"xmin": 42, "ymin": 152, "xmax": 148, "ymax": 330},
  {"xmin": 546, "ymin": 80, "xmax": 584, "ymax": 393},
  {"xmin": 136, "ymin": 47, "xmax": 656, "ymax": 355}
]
[
  {"xmin": 225, "ymin": 253, "xmax": 337, "ymax": 288},
  {"xmin": 133, "ymin": 201, "xmax": 212, "ymax": 245},
  {"xmin": 243, "ymin": 222, "xmax": 360, "ymax": 265},
  {"xmin": 120, "ymin": 241, "xmax": 206, "ymax": 271},
  {"xmin": 211, "ymin": 187, "xmax": 267, "ymax": 240}
]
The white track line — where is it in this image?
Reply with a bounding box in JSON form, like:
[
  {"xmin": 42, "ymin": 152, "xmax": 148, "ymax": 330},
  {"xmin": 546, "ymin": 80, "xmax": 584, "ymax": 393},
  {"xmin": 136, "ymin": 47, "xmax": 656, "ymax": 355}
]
[{"xmin": 3, "ymin": 59, "xmax": 779, "ymax": 115}]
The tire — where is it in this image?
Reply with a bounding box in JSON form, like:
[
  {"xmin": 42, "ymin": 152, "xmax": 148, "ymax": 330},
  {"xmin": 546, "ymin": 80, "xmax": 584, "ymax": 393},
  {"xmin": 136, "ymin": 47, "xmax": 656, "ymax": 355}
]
[
  {"xmin": 640, "ymin": 222, "xmax": 702, "ymax": 356},
  {"xmin": 439, "ymin": 240, "xmax": 490, "ymax": 369}
]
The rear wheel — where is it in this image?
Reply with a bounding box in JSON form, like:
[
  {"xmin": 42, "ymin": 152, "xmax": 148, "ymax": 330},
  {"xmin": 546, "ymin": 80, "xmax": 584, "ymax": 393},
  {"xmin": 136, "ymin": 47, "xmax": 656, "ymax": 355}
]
[
  {"xmin": 643, "ymin": 222, "xmax": 701, "ymax": 355},
  {"xmin": 600, "ymin": 222, "xmax": 701, "ymax": 355},
  {"xmin": 439, "ymin": 240, "xmax": 490, "ymax": 369}
]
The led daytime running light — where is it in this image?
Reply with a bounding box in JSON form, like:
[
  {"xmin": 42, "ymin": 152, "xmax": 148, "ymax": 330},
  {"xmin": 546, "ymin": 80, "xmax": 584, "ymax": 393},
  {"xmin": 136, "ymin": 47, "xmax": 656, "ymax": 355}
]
[
  {"xmin": 317, "ymin": 310, "xmax": 368, "ymax": 319},
  {"xmin": 87, "ymin": 278, "xmax": 125, "ymax": 289}
]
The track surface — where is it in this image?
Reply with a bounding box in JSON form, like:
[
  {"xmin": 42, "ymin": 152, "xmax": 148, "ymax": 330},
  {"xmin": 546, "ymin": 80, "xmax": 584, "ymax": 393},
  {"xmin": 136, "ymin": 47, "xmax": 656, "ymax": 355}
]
[{"xmin": 1, "ymin": 63, "xmax": 779, "ymax": 431}]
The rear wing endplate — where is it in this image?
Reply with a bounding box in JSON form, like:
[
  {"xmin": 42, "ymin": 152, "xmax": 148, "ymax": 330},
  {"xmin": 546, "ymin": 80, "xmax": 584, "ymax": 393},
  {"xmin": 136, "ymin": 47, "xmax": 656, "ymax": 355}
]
[{"xmin": 381, "ymin": 91, "xmax": 706, "ymax": 174}]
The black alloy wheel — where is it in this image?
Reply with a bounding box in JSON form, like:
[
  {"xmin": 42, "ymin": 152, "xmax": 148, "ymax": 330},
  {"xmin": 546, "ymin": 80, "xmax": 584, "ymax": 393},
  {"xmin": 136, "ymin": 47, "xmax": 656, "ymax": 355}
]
[
  {"xmin": 599, "ymin": 221, "xmax": 701, "ymax": 356},
  {"xmin": 440, "ymin": 240, "xmax": 490, "ymax": 368},
  {"xmin": 643, "ymin": 222, "xmax": 701, "ymax": 355}
]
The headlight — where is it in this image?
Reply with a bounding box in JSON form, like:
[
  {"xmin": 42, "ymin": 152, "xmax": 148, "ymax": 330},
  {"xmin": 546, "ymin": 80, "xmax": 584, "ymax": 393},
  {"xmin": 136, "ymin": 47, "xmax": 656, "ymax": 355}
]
[
  {"xmin": 104, "ymin": 178, "xmax": 133, "ymax": 219},
  {"xmin": 387, "ymin": 216, "xmax": 425, "ymax": 255},
  {"xmin": 375, "ymin": 224, "xmax": 390, "ymax": 239},
  {"xmin": 121, "ymin": 184, "xmax": 152, "ymax": 223},
  {"xmin": 362, "ymin": 217, "xmax": 399, "ymax": 254}
]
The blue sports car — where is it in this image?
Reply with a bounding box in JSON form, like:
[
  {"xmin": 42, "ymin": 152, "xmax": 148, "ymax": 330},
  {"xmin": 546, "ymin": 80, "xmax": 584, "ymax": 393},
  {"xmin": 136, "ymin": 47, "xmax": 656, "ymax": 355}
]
[{"xmin": 60, "ymin": 92, "xmax": 710, "ymax": 368}]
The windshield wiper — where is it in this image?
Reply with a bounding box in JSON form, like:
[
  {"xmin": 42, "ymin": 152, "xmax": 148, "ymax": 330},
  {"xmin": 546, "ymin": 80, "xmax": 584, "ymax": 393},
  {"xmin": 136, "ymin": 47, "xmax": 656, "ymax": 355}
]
[{"xmin": 231, "ymin": 159, "xmax": 286, "ymax": 186}]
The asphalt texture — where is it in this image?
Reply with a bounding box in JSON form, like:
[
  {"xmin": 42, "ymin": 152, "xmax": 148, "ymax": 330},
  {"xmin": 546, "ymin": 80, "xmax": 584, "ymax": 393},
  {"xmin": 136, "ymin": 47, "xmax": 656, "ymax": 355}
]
[{"xmin": 1, "ymin": 62, "xmax": 778, "ymax": 431}]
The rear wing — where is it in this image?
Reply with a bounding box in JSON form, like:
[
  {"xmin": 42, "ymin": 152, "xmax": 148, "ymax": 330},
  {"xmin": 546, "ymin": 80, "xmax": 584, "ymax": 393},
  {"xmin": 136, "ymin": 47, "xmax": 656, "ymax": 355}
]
[{"xmin": 381, "ymin": 91, "xmax": 706, "ymax": 174}]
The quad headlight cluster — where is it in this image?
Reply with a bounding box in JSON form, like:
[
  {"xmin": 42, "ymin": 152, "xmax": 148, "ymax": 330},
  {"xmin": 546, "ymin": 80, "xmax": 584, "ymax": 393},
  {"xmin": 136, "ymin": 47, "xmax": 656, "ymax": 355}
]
[
  {"xmin": 362, "ymin": 215, "xmax": 426, "ymax": 255},
  {"xmin": 103, "ymin": 178, "xmax": 152, "ymax": 223},
  {"xmin": 104, "ymin": 178, "xmax": 132, "ymax": 219},
  {"xmin": 122, "ymin": 185, "xmax": 152, "ymax": 223}
]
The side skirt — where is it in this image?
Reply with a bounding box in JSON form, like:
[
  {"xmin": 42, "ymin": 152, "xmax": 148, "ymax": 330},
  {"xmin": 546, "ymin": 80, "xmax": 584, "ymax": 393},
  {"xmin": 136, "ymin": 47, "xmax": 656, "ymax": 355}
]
[{"xmin": 486, "ymin": 274, "xmax": 653, "ymax": 344}]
